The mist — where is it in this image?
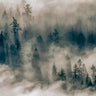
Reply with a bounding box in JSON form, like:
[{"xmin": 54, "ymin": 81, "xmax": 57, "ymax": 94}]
[{"xmin": 0, "ymin": 0, "xmax": 96, "ymax": 96}]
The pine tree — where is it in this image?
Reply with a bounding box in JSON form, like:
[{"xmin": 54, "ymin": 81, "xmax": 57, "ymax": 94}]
[
  {"xmin": 52, "ymin": 64, "xmax": 57, "ymax": 81},
  {"xmin": 73, "ymin": 64, "xmax": 78, "ymax": 81},
  {"xmin": 91, "ymin": 65, "xmax": 96, "ymax": 87},
  {"xmin": 0, "ymin": 32, "xmax": 5, "ymax": 64},
  {"xmin": 86, "ymin": 74, "xmax": 92, "ymax": 87},
  {"xmin": 4, "ymin": 23, "xmax": 10, "ymax": 65},
  {"xmin": 10, "ymin": 17, "xmax": 22, "ymax": 68},
  {"xmin": 2, "ymin": 10, "xmax": 8, "ymax": 20},
  {"xmin": 53, "ymin": 29, "xmax": 59, "ymax": 44},
  {"xmin": 23, "ymin": 2, "xmax": 32, "ymax": 20},
  {"xmin": 87, "ymin": 33, "xmax": 95, "ymax": 47},
  {"xmin": 47, "ymin": 29, "xmax": 59, "ymax": 44},
  {"xmin": 58, "ymin": 69, "xmax": 66, "ymax": 81},
  {"xmin": 93, "ymin": 76, "xmax": 96, "ymax": 87},
  {"xmin": 10, "ymin": 17, "xmax": 21, "ymax": 50},
  {"xmin": 77, "ymin": 32, "xmax": 86, "ymax": 49}
]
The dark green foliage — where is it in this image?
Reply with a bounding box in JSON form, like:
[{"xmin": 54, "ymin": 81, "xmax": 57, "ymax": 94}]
[
  {"xmin": 86, "ymin": 74, "xmax": 92, "ymax": 87},
  {"xmin": 67, "ymin": 28, "xmax": 78, "ymax": 45},
  {"xmin": 52, "ymin": 64, "xmax": 57, "ymax": 81},
  {"xmin": 47, "ymin": 29, "xmax": 59, "ymax": 44},
  {"xmin": 0, "ymin": 32, "xmax": 5, "ymax": 63},
  {"xmin": 87, "ymin": 33, "xmax": 96, "ymax": 48},
  {"xmin": 10, "ymin": 17, "xmax": 21, "ymax": 50},
  {"xmin": 93, "ymin": 76, "xmax": 96, "ymax": 87},
  {"xmin": 77, "ymin": 32, "xmax": 86, "ymax": 49},
  {"xmin": 58, "ymin": 69, "xmax": 66, "ymax": 81},
  {"xmin": 10, "ymin": 17, "xmax": 21, "ymax": 68},
  {"xmin": 37, "ymin": 35, "xmax": 44, "ymax": 44}
]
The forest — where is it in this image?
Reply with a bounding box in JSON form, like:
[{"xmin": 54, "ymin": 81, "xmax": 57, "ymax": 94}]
[{"xmin": 0, "ymin": 0, "xmax": 96, "ymax": 92}]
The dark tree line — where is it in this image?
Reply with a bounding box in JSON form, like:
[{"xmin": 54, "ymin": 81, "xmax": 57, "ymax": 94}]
[
  {"xmin": 52, "ymin": 59, "xmax": 96, "ymax": 90},
  {"xmin": 47, "ymin": 27, "xmax": 96, "ymax": 49},
  {"xmin": 0, "ymin": 17, "xmax": 22, "ymax": 69}
]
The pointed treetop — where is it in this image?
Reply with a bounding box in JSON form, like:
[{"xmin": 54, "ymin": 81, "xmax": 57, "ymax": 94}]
[{"xmin": 91, "ymin": 65, "xmax": 95, "ymax": 71}]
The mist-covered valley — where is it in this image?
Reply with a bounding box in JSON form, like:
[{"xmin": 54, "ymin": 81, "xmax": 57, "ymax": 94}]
[{"xmin": 0, "ymin": 0, "xmax": 96, "ymax": 96}]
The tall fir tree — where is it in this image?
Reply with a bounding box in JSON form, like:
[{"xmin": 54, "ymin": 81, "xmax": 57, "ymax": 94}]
[
  {"xmin": 10, "ymin": 17, "xmax": 21, "ymax": 68},
  {"xmin": 58, "ymin": 68, "xmax": 66, "ymax": 81},
  {"xmin": 10, "ymin": 17, "xmax": 21, "ymax": 51},
  {"xmin": 52, "ymin": 64, "xmax": 57, "ymax": 81}
]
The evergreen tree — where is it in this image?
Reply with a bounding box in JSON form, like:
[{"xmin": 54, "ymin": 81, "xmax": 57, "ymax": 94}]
[
  {"xmin": 93, "ymin": 76, "xmax": 96, "ymax": 87},
  {"xmin": 10, "ymin": 17, "xmax": 21, "ymax": 50},
  {"xmin": 87, "ymin": 33, "xmax": 95, "ymax": 47},
  {"xmin": 23, "ymin": 2, "xmax": 32, "ymax": 22},
  {"xmin": 10, "ymin": 17, "xmax": 21, "ymax": 68},
  {"xmin": 24, "ymin": 3, "xmax": 32, "ymax": 16},
  {"xmin": 91, "ymin": 65, "xmax": 96, "ymax": 83},
  {"xmin": 2, "ymin": 10, "xmax": 8, "ymax": 20},
  {"xmin": 86, "ymin": 74, "xmax": 92, "ymax": 87},
  {"xmin": 32, "ymin": 48, "xmax": 42, "ymax": 81},
  {"xmin": 53, "ymin": 29, "xmax": 59, "ymax": 44},
  {"xmin": 73, "ymin": 64, "xmax": 78, "ymax": 81},
  {"xmin": 58, "ymin": 69, "xmax": 66, "ymax": 81},
  {"xmin": 52, "ymin": 64, "xmax": 57, "ymax": 81},
  {"xmin": 0, "ymin": 32, "xmax": 5, "ymax": 64},
  {"xmin": 47, "ymin": 29, "xmax": 59, "ymax": 44},
  {"xmin": 68, "ymin": 27, "xmax": 78, "ymax": 45},
  {"xmin": 77, "ymin": 32, "xmax": 86, "ymax": 49},
  {"xmin": 4, "ymin": 23, "xmax": 10, "ymax": 65}
]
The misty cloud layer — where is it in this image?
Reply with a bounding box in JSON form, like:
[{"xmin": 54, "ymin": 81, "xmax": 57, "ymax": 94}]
[{"xmin": 0, "ymin": 0, "xmax": 96, "ymax": 96}]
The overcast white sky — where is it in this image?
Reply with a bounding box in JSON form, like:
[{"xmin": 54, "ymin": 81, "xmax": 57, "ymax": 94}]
[{"xmin": 0, "ymin": 0, "xmax": 94, "ymax": 10}]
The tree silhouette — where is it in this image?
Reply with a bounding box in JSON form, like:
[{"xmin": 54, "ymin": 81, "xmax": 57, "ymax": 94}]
[
  {"xmin": 77, "ymin": 32, "xmax": 86, "ymax": 49},
  {"xmin": 0, "ymin": 32, "xmax": 5, "ymax": 64},
  {"xmin": 10, "ymin": 17, "xmax": 21, "ymax": 50},
  {"xmin": 10, "ymin": 17, "xmax": 21, "ymax": 68},
  {"xmin": 52, "ymin": 64, "xmax": 57, "ymax": 81},
  {"xmin": 86, "ymin": 74, "xmax": 92, "ymax": 87},
  {"xmin": 24, "ymin": 2, "xmax": 32, "ymax": 20},
  {"xmin": 47, "ymin": 29, "xmax": 59, "ymax": 44},
  {"xmin": 58, "ymin": 69, "xmax": 66, "ymax": 81},
  {"xmin": 87, "ymin": 33, "xmax": 95, "ymax": 47}
]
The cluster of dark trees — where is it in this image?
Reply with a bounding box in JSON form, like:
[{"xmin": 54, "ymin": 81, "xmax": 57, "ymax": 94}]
[
  {"xmin": 52, "ymin": 59, "xmax": 96, "ymax": 90},
  {"xmin": 0, "ymin": 17, "xmax": 21, "ymax": 69},
  {"xmin": 1, "ymin": 1, "xmax": 96, "ymax": 86},
  {"xmin": 0, "ymin": 1, "xmax": 33, "ymax": 69},
  {"xmin": 47, "ymin": 27, "xmax": 96, "ymax": 49}
]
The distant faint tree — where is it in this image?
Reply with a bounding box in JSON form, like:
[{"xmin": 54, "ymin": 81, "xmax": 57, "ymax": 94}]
[
  {"xmin": 47, "ymin": 29, "xmax": 59, "ymax": 44},
  {"xmin": 87, "ymin": 33, "xmax": 95, "ymax": 47},
  {"xmin": 2, "ymin": 10, "xmax": 8, "ymax": 20},
  {"xmin": 15, "ymin": 7, "xmax": 21, "ymax": 18},
  {"xmin": 52, "ymin": 64, "xmax": 57, "ymax": 81},
  {"xmin": 91, "ymin": 65, "xmax": 96, "ymax": 87},
  {"xmin": 23, "ymin": 2, "xmax": 32, "ymax": 22},
  {"xmin": 37, "ymin": 35, "xmax": 44, "ymax": 44}
]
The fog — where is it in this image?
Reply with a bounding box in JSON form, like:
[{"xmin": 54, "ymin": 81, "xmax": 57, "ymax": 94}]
[{"xmin": 0, "ymin": 0, "xmax": 96, "ymax": 96}]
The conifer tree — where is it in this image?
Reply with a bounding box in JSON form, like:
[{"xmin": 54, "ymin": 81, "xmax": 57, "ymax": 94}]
[
  {"xmin": 58, "ymin": 69, "xmax": 66, "ymax": 81},
  {"xmin": 10, "ymin": 17, "xmax": 21, "ymax": 50},
  {"xmin": 52, "ymin": 64, "xmax": 57, "ymax": 81}
]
